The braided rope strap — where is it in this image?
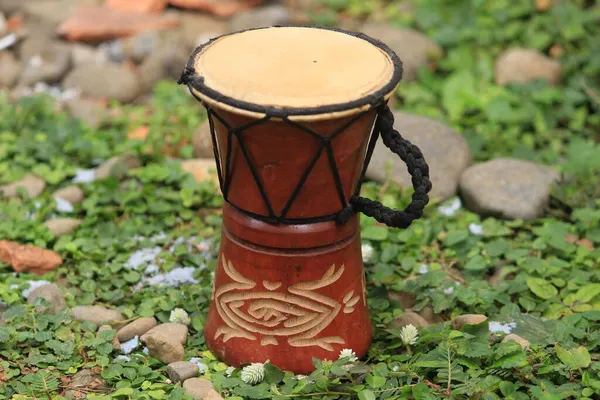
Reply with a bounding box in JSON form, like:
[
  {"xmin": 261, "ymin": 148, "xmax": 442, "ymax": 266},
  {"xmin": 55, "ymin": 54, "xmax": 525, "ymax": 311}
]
[{"xmin": 336, "ymin": 105, "xmax": 432, "ymax": 229}]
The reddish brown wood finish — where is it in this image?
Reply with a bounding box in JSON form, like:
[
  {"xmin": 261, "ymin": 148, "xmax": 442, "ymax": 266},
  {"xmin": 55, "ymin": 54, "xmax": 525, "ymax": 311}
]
[
  {"xmin": 210, "ymin": 109, "xmax": 377, "ymax": 220},
  {"xmin": 205, "ymin": 206, "xmax": 371, "ymax": 373}
]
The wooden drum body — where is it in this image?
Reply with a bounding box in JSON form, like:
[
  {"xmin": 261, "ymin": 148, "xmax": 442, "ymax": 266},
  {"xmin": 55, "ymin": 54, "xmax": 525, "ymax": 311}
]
[{"xmin": 180, "ymin": 26, "xmax": 430, "ymax": 373}]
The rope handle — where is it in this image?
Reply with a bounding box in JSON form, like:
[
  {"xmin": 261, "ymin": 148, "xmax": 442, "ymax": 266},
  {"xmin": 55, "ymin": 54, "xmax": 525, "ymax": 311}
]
[{"xmin": 336, "ymin": 105, "xmax": 432, "ymax": 229}]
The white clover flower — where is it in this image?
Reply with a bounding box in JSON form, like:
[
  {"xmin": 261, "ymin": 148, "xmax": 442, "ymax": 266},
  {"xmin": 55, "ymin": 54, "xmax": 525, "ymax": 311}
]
[
  {"xmin": 400, "ymin": 324, "xmax": 419, "ymax": 346},
  {"xmin": 418, "ymin": 264, "xmax": 429, "ymax": 274},
  {"xmin": 438, "ymin": 198, "xmax": 461, "ymax": 217},
  {"xmin": 361, "ymin": 243, "xmax": 374, "ymax": 263},
  {"xmin": 338, "ymin": 348, "xmax": 358, "ymax": 363},
  {"xmin": 225, "ymin": 366, "xmax": 235, "ymax": 377},
  {"xmin": 469, "ymin": 223, "xmax": 484, "ymax": 236},
  {"xmin": 169, "ymin": 308, "xmax": 191, "ymax": 326},
  {"xmin": 241, "ymin": 363, "xmax": 265, "ymax": 385}
]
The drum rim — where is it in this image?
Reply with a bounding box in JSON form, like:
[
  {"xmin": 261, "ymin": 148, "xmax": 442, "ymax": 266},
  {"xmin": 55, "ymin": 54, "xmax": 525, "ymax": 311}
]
[{"xmin": 180, "ymin": 25, "xmax": 403, "ymax": 119}]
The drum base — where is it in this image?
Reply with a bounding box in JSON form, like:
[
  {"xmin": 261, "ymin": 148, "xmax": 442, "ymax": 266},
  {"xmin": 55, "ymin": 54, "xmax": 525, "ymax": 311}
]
[{"xmin": 205, "ymin": 205, "xmax": 372, "ymax": 374}]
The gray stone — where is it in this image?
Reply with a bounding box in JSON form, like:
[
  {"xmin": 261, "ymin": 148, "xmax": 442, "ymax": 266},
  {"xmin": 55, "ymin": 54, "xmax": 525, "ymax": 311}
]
[
  {"xmin": 53, "ymin": 185, "xmax": 85, "ymax": 204},
  {"xmin": 362, "ymin": 23, "xmax": 442, "ymax": 82},
  {"xmin": 459, "ymin": 158, "xmax": 560, "ymax": 220},
  {"xmin": 183, "ymin": 378, "xmax": 223, "ymax": 400},
  {"xmin": 180, "ymin": 12, "xmax": 228, "ymax": 50},
  {"xmin": 495, "ymin": 48, "xmax": 562, "ymax": 86},
  {"xmin": 419, "ymin": 306, "xmax": 444, "ymax": 324},
  {"xmin": 71, "ymin": 44, "xmax": 109, "ymax": 67},
  {"xmin": 229, "ymin": 5, "xmax": 291, "ymax": 32},
  {"xmin": 105, "ymin": 31, "xmax": 160, "ymax": 64},
  {"xmin": 388, "ymin": 312, "xmax": 429, "ymax": 329},
  {"xmin": 94, "ymin": 155, "xmax": 141, "ymax": 180},
  {"xmin": 502, "ymin": 333, "xmax": 530, "ymax": 349},
  {"xmin": 451, "ymin": 314, "xmax": 488, "ymax": 330},
  {"xmin": 0, "ymin": 174, "xmax": 46, "ymax": 199},
  {"xmin": 0, "ymin": 13, "xmax": 6, "ymax": 36},
  {"xmin": 26, "ymin": 283, "xmax": 67, "ymax": 314},
  {"xmin": 0, "ymin": 51, "xmax": 21, "ymax": 89},
  {"xmin": 167, "ymin": 361, "xmax": 199, "ymax": 383},
  {"xmin": 44, "ymin": 218, "xmax": 83, "ymax": 236},
  {"xmin": 65, "ymin": 98, "xmax": 106, "ymax": 128},
  {"xmin": 71, "ymin": 305, "xmax": 125, "ymax": 326},
  {"xmin": 117, "ymin": 317, "xmax": 157, "ymax": 342},
  {"xmin": 64, "ymin": 369, "xmax": 108, "ymax": 399},
  {"xmin": 192, "ymin": 120, "xmax": 214, "ymax": 158},
  {"xmin": 141, "ymin": 322, "xmax": 188, "ymax": 345},
  {"xmin": 145, "ymin": 332, "xmax": 185, "ymax": 364},
  {"xmin": 63, "ymin": 63, "xmax": 141, "ymax": 103},
  {"xmin": 138, "ymin": 32, "xmax": 188, "ymax": 92},
  {"xmin": 24, "ymin": 0, "xmax": 101, "ymax": 29},
  {"xmin": 366, "ymin": 112, "xmax": 472, "ymax": 201},
  {"xmin": 18, "ymin": 39, "xmax": 71, "ymax": 86}
]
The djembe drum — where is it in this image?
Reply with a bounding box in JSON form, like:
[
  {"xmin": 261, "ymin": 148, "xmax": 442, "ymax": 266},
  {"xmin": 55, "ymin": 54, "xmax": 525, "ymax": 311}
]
[{"xmin": 179, "ymin": 26, "xmax": 431, "ymax": 374}]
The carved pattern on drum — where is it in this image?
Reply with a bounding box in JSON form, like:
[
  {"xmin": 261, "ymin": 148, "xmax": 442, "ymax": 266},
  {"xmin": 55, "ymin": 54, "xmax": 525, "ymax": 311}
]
[{"xmin": 214, "ymin": 255, "xmax": 356, "ymax": 351}]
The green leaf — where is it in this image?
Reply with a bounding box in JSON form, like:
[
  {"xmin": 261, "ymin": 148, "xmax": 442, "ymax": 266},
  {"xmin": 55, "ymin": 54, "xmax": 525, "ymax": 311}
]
[
  {"xmin": 412, "ymin": 382, "xmax": 436, "ymax": 400},
  {"xmin": 263, "ymin": 364, "xmax": 284, "ymax": 384},
  {"xmin": 526, "ymin": 277, "xmax": 558, "ymax": 299},
  {"xmin": 362, "ymin": 225, "xmax": 388, "ymax": 241},
  {"xmin": 365, "ymin": 374, "xmax": 386, "ymax": 388},
  {"xmin": 112, "ymin": 388, "xmax": 134, "ymax": 397},
  {"xmin": 564, "ymin": 284, "xmax": 600, "ymax": 306},
  {"xmin": 555, "ymin": 345, "xmax": 591, "ymax": 370},
  {"xmin": 358, "ymin": 389, "xmax": 376, "ymax": 400}
]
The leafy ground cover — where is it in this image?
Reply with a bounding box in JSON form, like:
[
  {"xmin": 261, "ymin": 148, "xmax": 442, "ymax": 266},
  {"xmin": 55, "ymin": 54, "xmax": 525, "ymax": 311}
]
[{"xmin": 1, "ymin": 0, "xmax": 600, "ymax": 399}]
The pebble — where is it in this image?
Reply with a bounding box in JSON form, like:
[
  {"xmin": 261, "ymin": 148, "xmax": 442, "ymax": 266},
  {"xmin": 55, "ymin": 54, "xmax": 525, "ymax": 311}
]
[
  {"xmin": 167, "ymin": 361, "xmax": 200, "ymax": 383},
  {"xmin": 105, "ymin": 30, "xmax": 160, "ymax": 64},
  {"xmin": 169, "ymin": 0, "xmax": 264, "ymax": 17},
  {"xmin": 0, "ymin": 174, "xmax": 46, "ymax": 199},
  {"xmin": 71, "ymin": 305, "xmax": 125, "ymax": 326},
  {"xmin": 106, "ymin": 0, "xmax": 167, "ymax": 14},
  {"xmin": 26, "ymin": 283, "xmax": 67, "ymax": 314},
  {"xmin": 44, "ymin": 218, "xmax": 83, "ymax": 236},
  {"xmin": 52, "ymin": 185, "xmax": 84, "ymax": 204},
  {"xmin": 144, "ymin": 332, "xmax": 185, "ymax": 364},
  {"xmin": 0, "ymin": 51, "xmax": 21, "ymax": 88},
  {"xmin": 192, "ymin": 120, "xmax": 214, "ymax": 158},
  {"xmin": 180, "ymin": 159, "xmax": 219, "ymax": 185},
  {"xmin": 138, "ymin": 32, "xmax": 188, "ymax": 92},
  {"xmin": 367, "ymin": 112, "xmax": 472, "ymax": 201},
  {"xmin": 179, "ymin": 12, "xmax": 227, "ymax": 50},
  {"xmin": 64, "ymin": 369, "xmax": 109, "ymax": 400},
  {"xmin": 451, "ymin": 314, "xmax": 488, "ymax": 330},
  {"xmin": 0, "ymin": 240, "xmax": 63, "ymax": 275},
  {"xmin": 141, "ymin": 322, "xmax": 188, "ymax": 345},
  {"xmin": 388, "ymin": 312, "xmax": 429, "ymax": 329},
  {"xmin": 459, "ymin": 158, "xmax": 560, "ymax": 220},
  {"xmin": 419, "ymin": 306, "xmax": 445, "ymax": 324},
  {"xmin": 502, "ymin": 333, "xmax": 530, "ymax": 349},
  {"xmin": 63, "ymin": 63, "xmax": 142, "ymax": 104},
  {"xmin": 388, "ymin": 290, "xmax": 416, "ymax": 310},
  {"xmin": 117, "ymin": 317, "xmax": 157, "ymax": 342},
  {"xmin": 94, "ymin": 155, "xmax": 141, "ymax": 180},
  {"xmin": 71, "ymin": 43, "xmax": 109, "ymax": 67},
  {"xmin": 495, "ymin": 48, "xmax": 562, "ymax": 86},
  {"xmin": 183, "ymin": 378, "xmax": 223, "ymax": 400},
  {"xmin": 18, "ymin": 42, "xmax": 72, "ymax": 86},
  {"xmin": 229, "ymin": 4, "xmax": 290, "ymax": 32},
  {"xmin": 362, "ymin": 23, "xmax": 442, "ymax": 82}
]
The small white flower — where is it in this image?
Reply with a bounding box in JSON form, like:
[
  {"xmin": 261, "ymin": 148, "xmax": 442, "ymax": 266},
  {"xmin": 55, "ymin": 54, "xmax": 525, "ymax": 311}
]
[
  {"xmin": 400, "ymin": 324, "xmax": 419, "ymax": 346},
  {"xmin": 241, "ymin": 363, "xmax": 265, "ymax": 385},
  {"xmin": 120, "ymin": 336, "xmax": 139, "ymax": 354},
  {"xmin": 169, "ymin": 308, "xmax": 191, "ymax": 326},
  {"xmin": 438, "ymin": 198, "xmax": 461, "ymax": 217},
  {"xmin": 443, "ymin": 286, "xmax": 455, "ymax": 295},
  {"xmin": 418, "ymin": 264, "xmax": 429, "ymax": 274},
  {"xmin": 189, "ymin": 357, "xmax": 208, "ymax": 373},
  {"xmin": 142, "ymin": 347, "xmax": 149, "ymax": 355},
  {"xmin": 165, "ymin": 378, "xmax": 172, "ymax": 384},
  {"xmin": 338, "ymin": 348, "xmax": 358, "ymax": 363},
  {"xmin": 294, "ymin": 374, "xmax": 307, "ymax": 380},
  {"xmin": 113, "ymin": 355, "xmax": 130, "ymax": 362},
  {"xmin": 489, "ymin": 321, "xmax": 516, "ymax": 334},
  {"xmin": 54, "ymin": 196, "xmax": 74, "ymax": 213},
  {"xmin": 392, "ymin": 365, "xmax": 399, "ymax": 372},
  {"xmin": 469, "ymin": 223, "xmax": 484, "ymax": 236},
  {"xmin": 225, "ymin": 366, "xmax": 235, "ymax": 377},
  {"xmin": 361, "ymin": 243, "xmax": 374, "ymax": 263},
  {"xmin": 72, "ymin": 168, "xmax": 96, "ymax": 183}
]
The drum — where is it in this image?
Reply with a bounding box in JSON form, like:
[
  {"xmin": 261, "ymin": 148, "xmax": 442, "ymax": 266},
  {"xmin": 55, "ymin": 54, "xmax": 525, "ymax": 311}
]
[{"xmin": 179, "ymin": 26, "xmax": 431, "ymax": 374}]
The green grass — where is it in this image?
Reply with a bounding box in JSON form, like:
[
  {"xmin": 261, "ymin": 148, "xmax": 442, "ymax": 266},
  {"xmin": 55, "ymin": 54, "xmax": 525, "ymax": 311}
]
[{"xmin": 1, "ymin": 0, "xmax": 600, "ymax": 398}]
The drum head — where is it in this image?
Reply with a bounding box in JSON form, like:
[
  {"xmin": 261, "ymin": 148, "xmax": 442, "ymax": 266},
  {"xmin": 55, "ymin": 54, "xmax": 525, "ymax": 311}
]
[{"xmin": 183, "ymin": 26, "xmax": 402, "ymax": 120}]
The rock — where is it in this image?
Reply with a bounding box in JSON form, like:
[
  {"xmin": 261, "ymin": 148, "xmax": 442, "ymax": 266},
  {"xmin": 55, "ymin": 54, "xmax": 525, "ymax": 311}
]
[
  {"xmin": 180, "ymin": 12, "xmax": 227, "ymax": 50},
  {"xmin": 459, "ymin": 158, "xmax": 560, "ymax": 220},
  {"xmin": 183, "ymin": 378, "xmax": 223, "ymax": 400},
  {"xmin": 53, "ymin": 185, "xmax": 85, "ymax": 204},
  {"xmin": 502, "ymin": 333, "xmax": 530, "ymax": 349},
  {"xmin": 388, "ymin": 290, "xmax": 416, "ymax": 310},
  {"xmin": 106, "ymin": 0, "xmax": 168, "ymax": 14},
  {"xmin": 65, "ymin": 98, "xmax": 107, "ymax": 128},
  {"xmin": 169, "ymin": 0, "xmax": 264, "ymax": 18},
  {"xmin": 71, "ymin": 305, "xmax": 125, "ymax": 326},
  {"xmin": 0, "ymin": 51, "xmax": 21, "ymax": 88},
  {"xmin": 64, "ymin": 369, "xmax": 109, "ymax": 400},
  {"xmin": 57, "ymin": 5, "xmax": 179, "ymax": 42},
  {"xmin": 0, "ymin": 0, "xmax": 25, "ymax": 15},
  {"xmin": 167, "ymin": 361, "xmax": 200, "ymax": 383},
  {"xmin": 366, "ymin": 112, "xmax": 472, "ymax": 201},
  {"xmin": 0, "ymin": 240, "xmax": 63, "ymax": 275},
  {"xmin": 419, "ymin": 306, "xmax": 445, "ymax": 324},
  {"xmin": 0, "ymin": 13, "xmax": 6, "ymax": 36},
  {"xmin": 24, "ymin": 0, "xmax": 102, "ymax": 29},
  {"xmin": 105, "ymin": 30, "xmax": 160, "ymax": 64},
  {"xmin": 18, "ymin": 39, "xmax": 71, "ymax": 86},
  {"xmin": 180, "ymin": 159, "xmax": 219, "ymax": 185},
  {"xmin": 192, "ymin": 121, "xmax": 214, "ymax": 158},
  {"xmin": 141, "ymin": 322, "xmax": 188, "ymax": 345},
  {"xmin": 388, "ymin": 312, "xmax": 429, "ymax": 329},
  {"xmin": 229, "ymin": 4, "xmax": 290, "ymax": 32},
  {"xmin": 94, "ymin": 154, "xmax": 141, "ymax": 180},
  {"xmin": 117, "ymin": 317, "xmax": 157, "ymax": 342},
  {"xmin": 451, "ymin": 314, "xmax": 488, "ymax": 330},
  {"xmin": 138, "ymin": 32, "xmax": 188, "ymax": 91},
  {"xmin": 98, "ymin": 324, "xmax": 112, "ymax": 332},
  {"xmin": 495, "ymin": 48, "xmax": 562, "ymax": 86},
  {"xmin": 71, "ymin": 44, "xmax": 109, "ymax": 66},
  {"xmin": 26, "ymin": 283, "xmax": 67, "ymax": 314},
  {"xmin": 44, "ymin": 218, "xmax": 83, "ymax": 236},
  {"xmin": 63, "ymin": 63, "xmax": 141, "ymax": 103},
  {"xmin": 145, "ymin": 332, "xmax": 185, "ymax": 364},
  {"xmin": 362, "ymin": 23, "xmax": 442, "ymax": 82},
  {"xmin": 0, "ymin": 174, "xmax": 46, "ymax": 199}
]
